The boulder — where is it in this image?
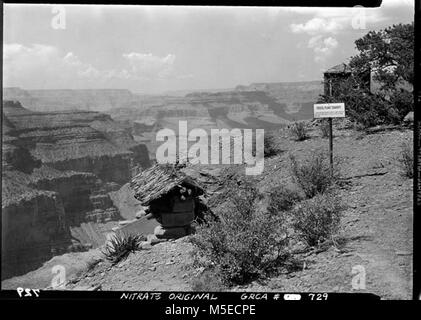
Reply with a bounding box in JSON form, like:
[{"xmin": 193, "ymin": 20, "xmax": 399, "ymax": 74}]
[
  {"xmin": 154, "ymin": 225, "xmax": 187, "ymax": 239},
  {"xmin": 147, "ymin": 234, "xmax": 166, "ymax": 245},
  {"xmin": 140, "ymin": 241, "xmax": 153, "ymax": 250},
  {"xmin": 116, "ymin": 217, "xmax": 159, "ymax": 238},
  {"xmin": 403, "ymin": 111, "xmax": 414, "ymax": 124},
  {"xmin": 135, "ymin": 209, "xmax": 146, "ymax": 219}
]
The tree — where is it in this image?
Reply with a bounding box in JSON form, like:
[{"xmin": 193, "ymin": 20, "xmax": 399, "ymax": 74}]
[
  {"xmin": 349, "ymin": 23, "xmax": 414, "ymax": 91},
  {"xmin": 319, "ymin": 23, "xmax": 414, "ymax": 128}
]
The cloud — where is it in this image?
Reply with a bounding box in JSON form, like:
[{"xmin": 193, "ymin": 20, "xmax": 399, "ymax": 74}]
[
  {"xmin": 307, "ymin": 36, "xmax": 338, "ymax": 63},
  {"xmin": 291, "ymin": 17, "xmax": 342, "ymax": 35},
  {"xmin": 280, "ymin": 0, "xmax": 413, "ymax": 17},
  {"xmin": 122, "ymin": 52, "xmax": 176, "ymax": 79},
  {"xmin": 3, "ymin": 43, "xmax": 178, "ymax": 88},
  {"xmin": 289, "ymin": 8, "xmax": 390, "ymax": 37},
  {"xmin": 63, "ymin": 52, "xmax": 102, "ymax": 78},
  {"xmin": 286, "ymin": 0, "xmax": 415, "ymax": 37},
  {"xmin": 3, "ymin": 43, "xmax": 111, "ymax": 87},
  {"xmin": 286, "ymin": 4, "xmax": 398, "ymax": 66}
]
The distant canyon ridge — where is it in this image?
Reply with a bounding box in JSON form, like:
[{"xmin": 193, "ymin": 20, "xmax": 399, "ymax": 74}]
[{"xmin": 4, "ymin": 81, "xmax": 322, "ymax": 159}]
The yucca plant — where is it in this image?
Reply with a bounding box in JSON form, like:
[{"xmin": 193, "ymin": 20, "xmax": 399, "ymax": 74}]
[{"xmin": 102, "ymin": 233, "xmax": 144, "ymax": 264}]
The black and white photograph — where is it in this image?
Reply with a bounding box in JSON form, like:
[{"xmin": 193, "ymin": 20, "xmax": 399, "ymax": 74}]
[{"xmin": 1, "ymin": 1, "xmax": 418, "ymax": 303}]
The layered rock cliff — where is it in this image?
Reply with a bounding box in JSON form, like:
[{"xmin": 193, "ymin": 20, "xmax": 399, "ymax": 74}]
[
  {"xmin": 2, "ymin": 170, "xmax": 70, "ymax": 279},
  {"xmin": 2, "ymin": 100, "xmax": 151, "ymax": 279},
  {"xmin": 108, "ymin": 82, "xmax": 323, "ymax": 144},
  {"xmin": 107, "ymin": 87, "xmax": 320, "ymax": 157}
]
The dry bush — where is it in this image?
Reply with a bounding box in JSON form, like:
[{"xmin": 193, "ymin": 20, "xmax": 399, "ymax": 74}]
[
  {"xmin": 267, "ymin": 185, "xmax": 302, "ymax": 214},
  {"xmin": 190, "ymin": 268, "xmax": 225, "ymax": 292},
  {"xmin": 289, "ymin": 121, "xmax": 309, "ymax": 141},
  {"xmin": 291, "ymin": 192, "xmax": 344, "ymax": 247},
  {"xmin": 264, "ymin": 132, "xmax": 282, "ymax": 157},
  {"xmin": 289, "ymin": 151, "xmax": 339, "ymax": 198},
  {"xmin": 190, "ymin": 177, "xmax": 290, "ymax": 285}
]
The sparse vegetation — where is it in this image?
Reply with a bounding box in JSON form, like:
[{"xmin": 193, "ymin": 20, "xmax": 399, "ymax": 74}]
[
  {"xmin": 190, "ymin": 177, "xmax": 290, "ymax": 285},
  {"xmin": 289, "ymin": 151, "xmax": 338, "ymax": 198},
  {"xmin": 191, "ymin": 268, "xmax": 226, "ymax": 291},
  {"xmin": 289, "ymin": 121, "xmax": 309, "ymax": 141},
  {"xmin": 267, "ymin": 185, "xmax": 302, "ymax": 214},
  {"xmin": 398, "ymin": 140, "xmax": 413, "ymax": 178},
  {"xmin": 264, "ymin": 132, "xmax": 282, "ymax": 157},
  {"xmin": 102, "ymin": 233, "xmax": 145, "ymax": 264},
  {"xmin": 291, "ymin": 192, "xmax": 344, "ymax": 247}
]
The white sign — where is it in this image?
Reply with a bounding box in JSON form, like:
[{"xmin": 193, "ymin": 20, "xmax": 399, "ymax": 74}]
[{"xmin": 313, "ymin": 103, "xmax": 345, "ymax": 118}]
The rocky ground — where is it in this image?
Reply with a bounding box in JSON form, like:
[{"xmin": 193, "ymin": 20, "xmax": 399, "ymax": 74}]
[{"xmin": 62, "ymin": 124, "xmax": 413, "ymax": 300}]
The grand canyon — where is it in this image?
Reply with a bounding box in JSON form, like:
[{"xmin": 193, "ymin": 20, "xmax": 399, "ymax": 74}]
[
  {"xmin": 1, "ymin": 81, "xmax": 322, "ymax": 281},
  {"xmin": 1, "ymin": 3, "xmax": 415, "ymax": 303}
]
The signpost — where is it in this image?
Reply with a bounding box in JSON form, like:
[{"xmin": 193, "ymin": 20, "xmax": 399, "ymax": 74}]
[{"xmin": 313, "ymin": 102, "xmax": 346, "ymax": 172}]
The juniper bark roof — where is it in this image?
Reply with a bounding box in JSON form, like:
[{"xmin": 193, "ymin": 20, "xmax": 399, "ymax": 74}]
[
  {"xmin": 324, "ymin": 63, "xmax": 352, "ymax": 74},
  {"xmin": 130, "ymin": 164, "xmax": 205, "ymax": 206}
]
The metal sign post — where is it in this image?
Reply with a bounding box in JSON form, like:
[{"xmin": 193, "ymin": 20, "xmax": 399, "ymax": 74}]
[
  {"xmin": 329, "ymin": 117, "xmax": 333, "ymax": 171},
  {"xmin": 313, "ymin": 102, "xmax": 346, "ymax": 174}
]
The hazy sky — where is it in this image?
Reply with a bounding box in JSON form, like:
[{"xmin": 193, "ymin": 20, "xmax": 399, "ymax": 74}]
[{"xmin": 3, "ymin": 1, "xmax": 414, "ymax": 94}]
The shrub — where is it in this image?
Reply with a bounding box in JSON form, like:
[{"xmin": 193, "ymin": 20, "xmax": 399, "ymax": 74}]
[
  {"xmin": 250, "ymin": 131, "xmax": 281, "ymax": 157},
  {"xmin": 102, "ymin": 233, "xmax": 144, "ymax": 264},
  {"xmin": 289, "ymin": 121, "xmax": 309, "ymax": 141},
  {"xmin": 289, "ymin": 151, "xmax": 338, "ymax": 198},
  {"xmin": 191, "ymin": 268, "xmax": 226, "ymax": 291},
  {"xmin": 190, "ymin": 178, "xmax": 290, "ymax": 285},
  {"xmin": 389, "ymin": 90, "xmax": 413, "ymax": 122},
  {"xmin": 319, "ymin": 120, "xmax": 330, "ymax": 138},
  {"xmin": 267, "ymin": 185, "xmax": 302, "ymax": 214},
  {"xmin": 264, "ymin": 132, "xmax": 282, "ymax": 157},
  {"xmin": 398, "ymin": 140, "xmax": 413, "ymax": 178},
  {"xmin": 291, "ymin": 192, "xmax": 344, "ymax": 247},
  {"xmin": 318, "ymin": 78, "xmax": 412, "ymax": 129}
]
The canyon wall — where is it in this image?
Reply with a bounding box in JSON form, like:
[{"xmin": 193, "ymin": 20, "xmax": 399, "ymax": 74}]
[
  {"xmin": 2, "ymin": 172, "xmax": 69, "ymax": 279},
  {"xmin": 107, "ymin": 83, "xmax": 322, "ymax": 157},
  {"xmin": 2, "ymin": 100, "xmax": 150, "ymax": 279}
]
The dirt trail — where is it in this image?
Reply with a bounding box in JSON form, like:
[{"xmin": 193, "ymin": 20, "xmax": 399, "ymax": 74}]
[
  {"xmin": 66, "ymin": 237, "xmax": 195, "ymax": 291},
  {"xmin": 236, "ymin": 129, "xmax": 413, "ymax": 299}
]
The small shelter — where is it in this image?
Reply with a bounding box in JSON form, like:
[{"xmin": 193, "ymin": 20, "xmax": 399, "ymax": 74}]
[
  {"xmin": 323, "ymin": 63, "xmax": 352, "ymax": 96},
  {"xmin": 130, "ymin": 163, "xmax": 205, "ymax": 239},
  {"xmin": 323, "ymin": 63, "xmax": 371, "ymax": 96}
]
